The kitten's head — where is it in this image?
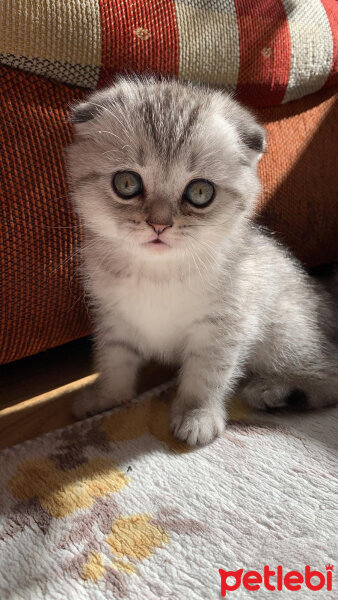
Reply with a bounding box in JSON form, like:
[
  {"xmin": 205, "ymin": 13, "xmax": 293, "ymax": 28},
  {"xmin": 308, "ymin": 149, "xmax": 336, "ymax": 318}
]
[{"xmin": 68, "ymin": 77, "xmax": 265, "ymax": 262}]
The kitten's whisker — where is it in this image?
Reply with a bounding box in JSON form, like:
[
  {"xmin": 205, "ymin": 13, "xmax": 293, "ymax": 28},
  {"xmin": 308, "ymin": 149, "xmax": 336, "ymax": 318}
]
[
  {"xmin": 96, "ymin": 130, "xmax": 125, "ymax": 142},
  {"xmin": 196, "ymin": 239, "xmax": 221, "ymax": 265},
  {"xmin": 183, "ymin": 235, "xmax": 220, "ymax": 291},
  {"xmin": 182, "ymin": 231, "xmax": 219, "ymax": 267},
  {"xmin": 41, "ymin": 224, "xmax": 81, "ymax": 230},
  {"xmin": 183, "ymin": 237, "xmax": 210, "ymax": 291},
  {"xmin": 194, "ymin": 252, "xmax": 219, "ymax": 291},
  {"xmin": 47, "ymin": 239, "xmax": 98, "ymax": 279},
  {"xmin": 49, "ymin": 248, "xmax": 81, "ymax": 275},
  {"xmin": 109, "ymin": 111, "xmax": 135, "ymax": 140}
]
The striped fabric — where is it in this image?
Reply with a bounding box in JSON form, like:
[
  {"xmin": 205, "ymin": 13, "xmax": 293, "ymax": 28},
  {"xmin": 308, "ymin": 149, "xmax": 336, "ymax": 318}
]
[
  {"xmin": 0, "ymin": 0, "xmax": 337, "ymax": 107},
  {"xmin": 281, "ymin": 0, "xmax": 334, "ymax": 102},
  {"xmin": 0, "ymin": 0, "xmax": 102, "ymax": 88}
]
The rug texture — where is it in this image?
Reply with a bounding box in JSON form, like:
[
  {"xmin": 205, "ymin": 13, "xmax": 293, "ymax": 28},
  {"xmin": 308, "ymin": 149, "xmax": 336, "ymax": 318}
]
[{"xmin": 0, "ymin": 382, "xmax": 337, "ymax": 599}]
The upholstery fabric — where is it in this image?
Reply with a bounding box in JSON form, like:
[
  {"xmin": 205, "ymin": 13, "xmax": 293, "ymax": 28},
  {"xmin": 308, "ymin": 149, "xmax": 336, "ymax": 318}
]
[
  {"xmin": 257, "ymin": 89, "xmax": 338, "ymax": 266},
  {"xmin": 0, "ymin": 0, "xmax": 337, "ymax": 107},
  {"xmin": 0, "ymin": 64, "xmax": 337, "ymax": 364},
  {"xmin": 0, "ymin": 67, "xmax": 91, "ymax": 364}
]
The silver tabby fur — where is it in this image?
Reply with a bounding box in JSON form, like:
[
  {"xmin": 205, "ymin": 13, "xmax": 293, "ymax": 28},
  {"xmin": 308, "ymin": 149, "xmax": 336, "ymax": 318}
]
[{"xmin": 68, "ymin": 76, "xmax": 338, "ymax": 446}]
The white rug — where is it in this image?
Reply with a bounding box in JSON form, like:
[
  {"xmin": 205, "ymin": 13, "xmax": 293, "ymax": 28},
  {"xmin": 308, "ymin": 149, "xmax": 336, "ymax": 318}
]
[{"xmin": 0, "ymin": 382, "xmax": 336, "ymax": 599}]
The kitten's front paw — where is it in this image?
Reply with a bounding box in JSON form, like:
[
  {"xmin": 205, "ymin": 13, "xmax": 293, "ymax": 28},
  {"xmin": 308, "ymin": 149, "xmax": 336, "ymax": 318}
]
[
  {"xmin": 72, "ymin": 384, "xmax": 132, "ymax": 421},
  {"xmin": 170, "ymin": 405, "xmax": 225, "ymax": 446}
]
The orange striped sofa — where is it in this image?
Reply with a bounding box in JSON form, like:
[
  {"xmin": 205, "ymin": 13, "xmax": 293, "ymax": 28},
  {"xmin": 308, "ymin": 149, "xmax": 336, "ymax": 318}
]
[{"xmin": 1, "ymin": 0, "xmax": 337, "ymax": 364}]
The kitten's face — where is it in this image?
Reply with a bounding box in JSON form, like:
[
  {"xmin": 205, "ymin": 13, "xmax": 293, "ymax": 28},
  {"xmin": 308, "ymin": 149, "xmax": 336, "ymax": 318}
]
[{"xmin": 68, "ymin": 78, "xmax": 264, "ymax": 262}]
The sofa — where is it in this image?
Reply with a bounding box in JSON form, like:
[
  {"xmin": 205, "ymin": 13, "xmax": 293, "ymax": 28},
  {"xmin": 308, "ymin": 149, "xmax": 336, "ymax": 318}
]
[{"xmin": 1, "ymin": 0, "xmax": 337, "ymax": 364}]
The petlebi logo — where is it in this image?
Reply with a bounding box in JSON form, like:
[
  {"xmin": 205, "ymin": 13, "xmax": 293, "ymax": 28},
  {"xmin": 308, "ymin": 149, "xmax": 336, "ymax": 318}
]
[{"xmin": 219, "ymin": 564, "xmax": 334, "ymax": 596}]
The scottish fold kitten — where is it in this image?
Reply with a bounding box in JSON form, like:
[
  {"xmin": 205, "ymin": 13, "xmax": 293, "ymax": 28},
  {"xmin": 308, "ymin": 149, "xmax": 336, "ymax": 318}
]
[{"xmin": 68, "ymin": 76, "xmax": 338, "ymax": 446}]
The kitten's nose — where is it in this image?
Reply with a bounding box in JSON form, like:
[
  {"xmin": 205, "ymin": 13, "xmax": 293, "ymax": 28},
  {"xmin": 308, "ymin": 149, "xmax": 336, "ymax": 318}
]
[{"xmin": 146, "ymin": 221, "xmax": 172, "ymax": 235}]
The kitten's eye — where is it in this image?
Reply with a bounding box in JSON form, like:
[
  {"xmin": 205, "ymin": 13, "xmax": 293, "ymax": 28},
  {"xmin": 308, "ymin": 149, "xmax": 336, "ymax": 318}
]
[
  {"xmin": 112, "ymin": 171, "xmax": 143, "ymax": 199},
  {"xmin": 183, "ymin": 179, "xmax": 215, "ymax": 208}
]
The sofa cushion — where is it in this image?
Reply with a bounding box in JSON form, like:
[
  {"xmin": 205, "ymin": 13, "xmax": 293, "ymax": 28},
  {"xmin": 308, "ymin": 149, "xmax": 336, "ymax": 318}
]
[
  {"xmin": 0, "ymin": 64, "xmax": 337, "ymax": 363},
  {"xmin": 0, "ymin": 0, "xmax": 337, "ymax": 107}
]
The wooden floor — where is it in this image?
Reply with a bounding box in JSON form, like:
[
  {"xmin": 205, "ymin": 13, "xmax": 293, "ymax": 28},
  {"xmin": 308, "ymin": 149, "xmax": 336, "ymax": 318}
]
[{"xmin": 0, "ymin": 338, "xmax": 173, "ymax": 450}]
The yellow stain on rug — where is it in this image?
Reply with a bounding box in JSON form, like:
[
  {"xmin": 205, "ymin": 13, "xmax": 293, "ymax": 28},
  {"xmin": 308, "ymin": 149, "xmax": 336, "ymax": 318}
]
[
  {"xmin": 101, "ymin": 388, "xmax": 251, "ymax": 451},
  {"xmin": 111, "ymin": 559, "xmax": 138, "ymax": 574},
  {"xmin": 101, "ymin": 389, "xmax": 190, "ymax": 453},
  {"xmin": 107, "ymin": 514, "xmax": 169, "ymax": 561},
  {"xmin": 10, "ymin": 457, "xmax": 128, "ymax": 517},
  {"xmin": 82, "ymin": 552, "xmax": 105, "ymax": 582},
  {"xmin": 81, "ymin": 514, "xmax": 168, "ymax": 583},
  {"xmin": 82, "ymin": 554, "xmax": 137, "ymax": 583}
]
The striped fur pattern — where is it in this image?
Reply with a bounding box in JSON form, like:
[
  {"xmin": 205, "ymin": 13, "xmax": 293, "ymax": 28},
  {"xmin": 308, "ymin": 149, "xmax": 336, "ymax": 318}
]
[
  {"xmin": 0, "ymin": 0, "xmax": 337, "ymax": 107},
  {"xmin": 68, "ymin": 77, "xmax": 338, "ymax": 446}
]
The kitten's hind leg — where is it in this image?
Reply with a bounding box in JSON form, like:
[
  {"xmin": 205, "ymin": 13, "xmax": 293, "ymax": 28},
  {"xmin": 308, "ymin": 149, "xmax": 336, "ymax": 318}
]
[
  {"xmin": 242, "ymin": 370, "xmax": 338, "ymax": 412},
  {"xmin": 287, "ymin": 341, "xmax": 338, "ymax": 409},
  {"xmin": 300, "ymin": 376, "xmax": 338, "ymax": 409},
  {"xmin": 241, "ymin": 375, "xmax": 293, "ymax": 410}
]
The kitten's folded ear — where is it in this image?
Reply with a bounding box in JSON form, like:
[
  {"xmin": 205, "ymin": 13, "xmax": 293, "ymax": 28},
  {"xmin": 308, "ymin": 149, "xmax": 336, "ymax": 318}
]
[
  {"xmin": 70, "ymin": 101, "xmax": 98, "ymax": 124},
  {"xmin": 69, "ymin": 98, "xmax": 100, "ymax": 139},
  {"xmin": 237, "ymin": 118, "xmax": 266, "ymax": 159},
  {"xmin": 69, "ymin": 89, "xmax": 111, "ymax": 132},
  {"xmin": 223, "ymin": 95, "xmax": 266, "ymax": 163}
]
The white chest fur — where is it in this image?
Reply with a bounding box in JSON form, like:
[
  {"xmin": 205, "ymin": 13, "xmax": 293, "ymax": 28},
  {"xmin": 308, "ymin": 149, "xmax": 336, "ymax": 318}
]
[{"xmin": 111, "ymin": 274, "xmax": 211, "ymax": 358}]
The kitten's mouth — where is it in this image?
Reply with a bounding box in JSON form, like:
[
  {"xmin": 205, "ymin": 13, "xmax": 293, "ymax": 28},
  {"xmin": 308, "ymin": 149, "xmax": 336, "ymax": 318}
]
[
  {"xmin": 143, "ymin": 237, "xmax": 171, "ymax": 250},
  {"xmin": 148, "ymin": 237, "xmax": 169, "ymax": 245}
]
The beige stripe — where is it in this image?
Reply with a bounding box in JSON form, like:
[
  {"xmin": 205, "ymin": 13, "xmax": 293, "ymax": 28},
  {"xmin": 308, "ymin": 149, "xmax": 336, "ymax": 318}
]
[
  {"xmin": 175, "ymin": 2, "xmax": 239, "ymax": 89},
  {"xmin": 281, "ymin": 0, "xmax": 333, "ymax": 103},
  {"xmin": 0, "ymin": 0, "xmax": 101, "ymax": 69},
  {"xmin": 0, "ymin": 53, "xmax": 100, "ymax": 87}
]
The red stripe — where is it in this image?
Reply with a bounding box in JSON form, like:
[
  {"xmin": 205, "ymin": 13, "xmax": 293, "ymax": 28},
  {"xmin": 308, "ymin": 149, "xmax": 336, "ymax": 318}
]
[
  {"xmin": 98, "ymin": 0, "xmax": 179, "ymax": 88},
  {"xmin": 321, "ymin": 0, "xmax": 338, "ymax": 87},
  {"xmin": 233, "ymin": 0, "xmax": 291, "ymax": 107}
]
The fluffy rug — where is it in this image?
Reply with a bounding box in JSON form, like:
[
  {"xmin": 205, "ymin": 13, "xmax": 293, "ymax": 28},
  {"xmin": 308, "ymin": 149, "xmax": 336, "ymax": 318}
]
[{"xmin": 0, "ymin": 382, "xmax": 336, "ymax": 599}]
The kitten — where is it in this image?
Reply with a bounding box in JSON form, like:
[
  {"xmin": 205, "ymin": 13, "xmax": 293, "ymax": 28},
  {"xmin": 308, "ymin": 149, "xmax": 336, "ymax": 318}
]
[{"xmin": 68, "ymin": 76, "xmax": 338, "ymax": 446}]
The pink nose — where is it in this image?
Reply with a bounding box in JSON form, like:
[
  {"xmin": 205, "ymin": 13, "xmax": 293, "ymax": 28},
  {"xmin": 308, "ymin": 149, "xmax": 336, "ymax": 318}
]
[{"xmin": 146, "ymin": 221, "xmax": 172, "ymax": 235}]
